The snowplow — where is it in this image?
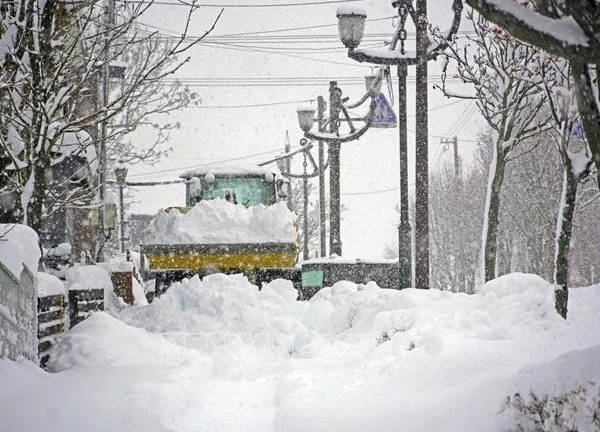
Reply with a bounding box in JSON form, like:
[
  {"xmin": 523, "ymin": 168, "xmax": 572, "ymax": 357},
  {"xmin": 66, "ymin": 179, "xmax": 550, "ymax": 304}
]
[{"xmin": 140, "ymin": 165, "xmax": 300, "ymax": 293}]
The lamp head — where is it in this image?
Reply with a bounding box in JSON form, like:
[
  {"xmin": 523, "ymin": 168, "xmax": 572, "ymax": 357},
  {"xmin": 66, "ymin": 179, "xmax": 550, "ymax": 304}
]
[
  {"xmin": 364, "ymin": 73, "xmax": 383, "ymax": 97},
  {"xmin": 336, "ymin": 6, "xmax": 367, "ymax": 49},
  {"xmin": 114, "ymin": 165, "xmax": 128, "ymax": 183},
  {"xmin": 296, "ymin": 106, "xmax": 316, "ymax": 132}
]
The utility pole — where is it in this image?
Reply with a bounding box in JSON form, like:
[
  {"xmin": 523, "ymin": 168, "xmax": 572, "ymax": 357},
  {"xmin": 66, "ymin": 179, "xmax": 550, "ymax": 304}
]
[
  {"xmin": 284, "ymin": 131, "xmax": 292, "ymax": 210},
  {"xmin": 398, "ymin": 64, "xmax": 411, "ymax": 288},
  {"xmin": 329, "ymin": 81, "xmax": 342, "ymax": 256},
  {"xmin": 414, "ymin": 0, "xmax": 429, "ymax": 289},
  {"xmin": 441, "ymin": 136, "xmax": 461, "ymax": 179},
  {"xmin": 317, "ymin": 96, "xmax": 327, "ymax": 258},
  {"xmin": 100, "ymin": 0, "xmax": 114, "ymax": 204},
  {"xmin": 96, "ymin": 0, "xmax": 114, "ymax": 261},
  {"xmin": 302, "ymin": 149, "xmax": 309, "ymax": 260},
  {"xmin": 337, "ymin": 0, "xmax": 462, "ymax": 290}
]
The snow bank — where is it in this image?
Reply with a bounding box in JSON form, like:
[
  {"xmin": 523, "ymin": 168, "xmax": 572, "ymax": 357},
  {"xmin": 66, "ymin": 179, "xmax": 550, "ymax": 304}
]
[
  {"xmin": 47, "ymin": 312, "xmax": 206, "ymax": 371},
  {"xmin": 302, "ymin": 273, "xmax": 562, "ymax": 343},
  {"xmin": 0, "ymin": 224, "xmax": 40, "ymax": 279},
  {"xmin": 116, "ymin": 274, "xmax": 304, "ymax": 377},
  {"xmin": 142, "ymin": 200, "xmax": 297, "ymax": 244},
  {"xmin": 37, "ymin": 272, "xmax": 65, "ymax": 297},
  {"xmin": 4, "ymin": 273, "xmax": 599, "ymax": 432}
]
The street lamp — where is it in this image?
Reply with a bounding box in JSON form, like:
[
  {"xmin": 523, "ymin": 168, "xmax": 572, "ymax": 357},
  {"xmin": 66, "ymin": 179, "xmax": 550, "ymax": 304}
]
[
  {"xmin": 296, "ymin": 106, "xmax": 315, "ymax": 132},
  {"xmin": 336, "ymin": 0, "xmax": 462, "ymax": 289},
  {"xmin": 297, "ymin": 76, "xmax": 380, "ymax": 257},
  {"xmin": 114, "ymin": 164, "xmax": 128, "ymax": 253},
  {"xmin": 336, "ymin": 7, "xmax": 367, "ymax": 49}
]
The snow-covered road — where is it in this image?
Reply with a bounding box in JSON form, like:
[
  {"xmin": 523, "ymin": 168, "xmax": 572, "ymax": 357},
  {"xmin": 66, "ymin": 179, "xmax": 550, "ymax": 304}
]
[{"xmin": 2, "ymin": 272, "xmax": 599, "ymax": 431}]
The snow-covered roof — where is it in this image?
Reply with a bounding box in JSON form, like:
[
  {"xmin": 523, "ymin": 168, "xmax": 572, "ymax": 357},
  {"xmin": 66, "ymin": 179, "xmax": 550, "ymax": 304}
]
[{"xmin": 179, "ymin": 164, "xmax": 278, "ymax": 180}]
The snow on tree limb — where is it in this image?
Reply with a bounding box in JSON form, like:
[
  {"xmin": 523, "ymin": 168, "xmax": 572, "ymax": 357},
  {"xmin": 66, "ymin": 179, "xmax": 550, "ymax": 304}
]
[{"xmin": 466, "ymin": 0, "xmax": 599, "ymax": 61}]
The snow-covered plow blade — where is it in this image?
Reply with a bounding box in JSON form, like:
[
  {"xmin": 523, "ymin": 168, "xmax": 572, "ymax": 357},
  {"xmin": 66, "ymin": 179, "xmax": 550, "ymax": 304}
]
[
  {"xmin": 139, "ymin": 165, "xmax": 301, "ymax": 293},
  {"xmin": 142, "ymin": 242, "xmax": 297, "ymax": 273}
]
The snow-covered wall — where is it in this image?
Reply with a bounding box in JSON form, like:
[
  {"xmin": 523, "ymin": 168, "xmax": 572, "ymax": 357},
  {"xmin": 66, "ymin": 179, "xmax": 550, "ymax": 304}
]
[{"xmin": 0, "ymin": 224, "xmax": 40, "ymax": 362}]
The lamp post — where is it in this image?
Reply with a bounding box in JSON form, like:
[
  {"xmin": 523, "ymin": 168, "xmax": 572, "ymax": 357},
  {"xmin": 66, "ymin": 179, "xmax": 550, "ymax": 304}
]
[
  {"xmin": 261, "ymin": 136, "xmax": 320, "ymax": 260},
  {"xmin": 336, "ymin": 0, "xmax": 462, "ymax": 289},
  {"xmin": 297, "ymin": 76, "xmax": 380, "ymax": 257},
  {"xmin": 114, "ymin": 165, "xmax": 128, "ymax": 253}
]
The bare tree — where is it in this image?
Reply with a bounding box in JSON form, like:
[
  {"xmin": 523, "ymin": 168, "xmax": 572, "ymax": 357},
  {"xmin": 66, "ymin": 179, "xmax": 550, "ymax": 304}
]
[
  {"xmin": 289, "ymin": 178, "xmax": 332, "ymax": 259},
  {"xmin": 535, "ymin": 56, "xmax": 593, "ymax": 317},
  {"xmin": 466, "ymin": 0, "xmax": 600, "ymax": 191},
  {"xmin": 430, "ymin": 159, "xmax": 484, "ymax": 293},
  {"xmin": 436, "ymin": 10, "xmax": 549, "ymax": 282},
  {"xmin": 0, "ymin": 0, "xmax": 220, "ymax": 239}
]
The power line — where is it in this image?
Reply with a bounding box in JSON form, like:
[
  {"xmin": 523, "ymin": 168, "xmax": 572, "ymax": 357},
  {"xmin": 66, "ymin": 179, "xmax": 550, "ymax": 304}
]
[
  {"xmin": 119, "ymin": 0, "xmax": 362, "ymax": 7},
  {"xmin": 127, "ymin": 145, "xmax": 303, "ymax": 178},
  {"xmin": 187, "ymin": 96, "xmax": 470, "ymax": 110},
  {"xmin": 192, "ymin": 99, "xmax": 314, "ymax": 109},
  {"xmin": 157, "ymin": 75, "xmax": 463, "ymax": 87},
  {"xmin": 135, "ymin": 16, "xmax": 397, "ymax": 38},
  {"xmin": 194, "ymin": 40, "xmax": 370, "ymax": 67},
  {"xmin": 341, "ymin": 186, "xmax": 400, "ymax": 196}
]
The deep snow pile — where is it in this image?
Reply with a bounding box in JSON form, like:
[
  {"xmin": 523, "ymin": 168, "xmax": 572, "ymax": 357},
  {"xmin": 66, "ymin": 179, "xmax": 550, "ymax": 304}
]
[
  {"xmin": 1, "ymin": 273, "xmax": 600, "ymax": 432},
  {"xmin": 143, "ymin": 199, "xmax": 297, "ymax": 244}
]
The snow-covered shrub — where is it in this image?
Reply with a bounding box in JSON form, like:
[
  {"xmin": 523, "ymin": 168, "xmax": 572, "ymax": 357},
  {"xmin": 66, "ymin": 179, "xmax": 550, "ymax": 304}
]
[{"xmin": 507, "ymin": 387, "xmax": 600, "ymax": 431}]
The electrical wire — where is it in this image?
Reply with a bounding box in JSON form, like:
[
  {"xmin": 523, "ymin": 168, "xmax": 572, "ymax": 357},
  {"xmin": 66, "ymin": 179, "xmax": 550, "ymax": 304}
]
[
  {"xmin": 118, "ymin": 0, "xmax": 363, "ymax": 7},
  {"xmin": 127, "ymin": 145, "xmax": 304, "ymax": 178},
  {"xmin": 191, "ymin": 99, "xmax": 314, "ymax": 109},
  {"xmin": 156, "ymin": 75, "xmax": 463, "ymax": 88},
  {"xmin": 442, "ymin": 101, "xmax": 478, "ymax": 139},
  {"xmin": 341, "ymin": 186, "xmax": 400, "ymax": 196},
  {"xmin": 134, "ymin": 16, "xmax": 397, "ymax": 38}
]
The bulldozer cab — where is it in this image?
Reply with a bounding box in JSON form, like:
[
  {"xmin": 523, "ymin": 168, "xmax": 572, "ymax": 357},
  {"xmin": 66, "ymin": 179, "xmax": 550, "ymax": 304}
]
[{"xmin": 181, "ymin": 165, "xmax": 284, "ymax": 208}]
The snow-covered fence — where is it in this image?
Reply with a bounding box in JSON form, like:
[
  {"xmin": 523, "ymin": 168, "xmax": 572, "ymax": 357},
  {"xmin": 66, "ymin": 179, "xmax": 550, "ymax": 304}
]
[
  {"xmin": 0, "ymin": 261, "xmax": 38, "ymax": 362},
  {"xmin": 37, "ymin": 294, "xmax": 65, "ymax": 367},
  {"xmin": 37, "ymin": 273, "xmax": 67, "ymax": 367},
  {"xmin": 68, "ymin": 289, "xmax": 104, "ymax": 328},
  {"xmin": 0, "ymin": 224, "xmax": 40, "ymax": 362},
  {"xmin": 65, "ymin": 266, "xmax": 112, "ymax": 328}
]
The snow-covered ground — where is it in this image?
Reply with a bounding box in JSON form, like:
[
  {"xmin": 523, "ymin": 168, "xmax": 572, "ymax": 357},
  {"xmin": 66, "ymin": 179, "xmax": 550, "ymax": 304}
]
[{"xmin": 1, "ymin": 272, "xmax": 599, "ymax": 432}]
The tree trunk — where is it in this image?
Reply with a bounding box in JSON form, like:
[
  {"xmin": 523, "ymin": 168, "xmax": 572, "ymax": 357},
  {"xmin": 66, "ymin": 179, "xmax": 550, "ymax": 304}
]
[
  {"xmin": 27, "ymin": 163, "xmax": 46, "ymax": 234},
  {"xmin": 481, "ymin": 141, "xmax": 507, "ymax": 282},
  {"xmin": 553, "ymin": 167, "xmax": 578, "ymax": 319}
]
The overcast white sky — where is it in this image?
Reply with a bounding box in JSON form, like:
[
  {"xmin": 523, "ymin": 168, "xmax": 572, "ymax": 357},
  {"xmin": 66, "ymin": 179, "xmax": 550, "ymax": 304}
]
[{"xmin": 126, "ymin": 0, "xmax": 485, "ymax": 259}]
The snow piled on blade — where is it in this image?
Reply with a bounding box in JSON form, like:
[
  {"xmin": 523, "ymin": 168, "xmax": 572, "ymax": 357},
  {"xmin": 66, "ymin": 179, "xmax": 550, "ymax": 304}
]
[{"xmin": 143, "ymin": 200, "xmax": 297, "ymax": 244}]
